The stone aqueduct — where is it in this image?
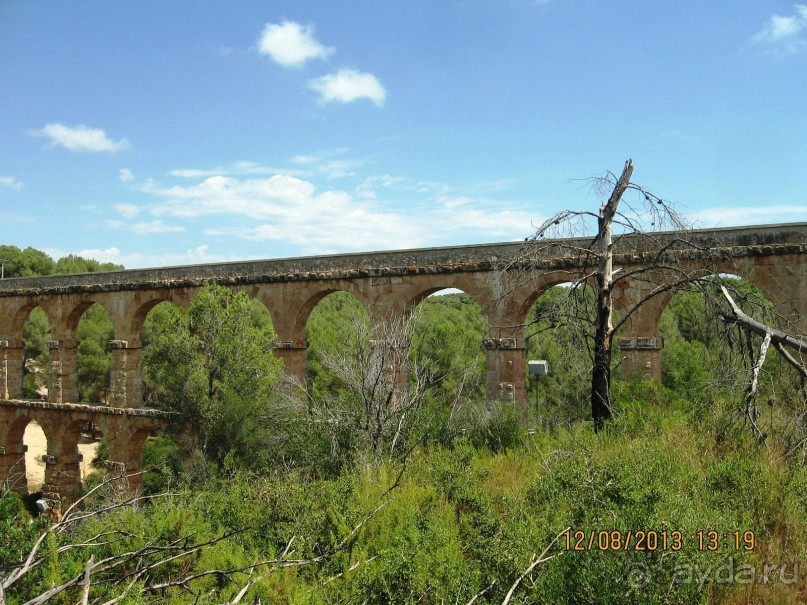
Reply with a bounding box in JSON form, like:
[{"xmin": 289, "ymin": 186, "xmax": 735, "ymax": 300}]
[{"xmin": 2, "ymin": 223, "xmax": 807, "ymax": 505}]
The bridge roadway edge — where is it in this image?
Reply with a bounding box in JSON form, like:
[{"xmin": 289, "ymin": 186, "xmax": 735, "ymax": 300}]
[{"xmin": 0, "ymin": 223, "xmax": 805, "ymax": 296}]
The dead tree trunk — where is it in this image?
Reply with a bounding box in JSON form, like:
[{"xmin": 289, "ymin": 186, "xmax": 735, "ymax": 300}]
[
  {"xmin": 508, "ymin": 158, "xmax": 691, "ymax": 431},
  {"xmin": 591, "ymin": 160, "xmax": 633, "ymax": 431}
]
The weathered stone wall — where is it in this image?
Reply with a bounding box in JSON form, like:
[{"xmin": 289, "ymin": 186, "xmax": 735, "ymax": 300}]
[
  {"xmin": 0, "ymin": 399, "xmax": 166, "ymax": 506},
  {"xmin": 1, "ymin": 223, "xmax": 805, "ymax": 297}
]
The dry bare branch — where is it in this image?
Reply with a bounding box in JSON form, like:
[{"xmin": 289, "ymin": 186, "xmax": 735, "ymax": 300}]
[{"xmin": 501, "ymin": 527, "xmax": 569, "ymax": 604}]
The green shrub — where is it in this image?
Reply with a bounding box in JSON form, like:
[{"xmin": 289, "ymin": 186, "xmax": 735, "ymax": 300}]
[{"xmin": 662, "ymin": 339, "xmax": 710, "ymax": 396}]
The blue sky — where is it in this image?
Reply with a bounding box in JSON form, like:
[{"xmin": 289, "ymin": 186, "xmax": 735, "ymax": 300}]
[{"xmin": 1, "ymin": 1, "xmax": 806, "ymax": 268}]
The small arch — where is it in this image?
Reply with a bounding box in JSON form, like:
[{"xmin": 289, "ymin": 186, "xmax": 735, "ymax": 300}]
[
  {"xmin": 139, "ymin": 300, "xmax": 185, "ymax": 347},
  {"xmin": 76, "ymin": 420, "xmax": 106, "ymax": 485},
  {"xmin": 295, "ymin": 287, "xmax": 372, "ymax": 342},
  {"xmin": 21, "ymin": 306, "xmax": 52, "ymax": 400},
  {"xmin": 75, "ymin": 304, "xmax": 115, "ymax": 403},
  {"xmin": 12, "ymin": 300, "xmax": 52, "ymax": 338},
  {"xmin": 232, "ymin": 285, "xmax": 278, "ymax": 330},
  {"xmin": 409, "ymin": 288, "xmax": 487, "ymax": 401},
  {"xmin": 19, "ymin": 418, "xmax": 47, "ymax": 495},
  {"xmin": 658, "ymin": 273, "xmax": 780, "ymax": 393},
  {"xmin": 523, "ymin": 282, "xmax": 592, "ymax": 426},
  {"xmin": 3, "ymin": 416, "xmax": 37, "ymax": 494},
  {"xmin": 127, "ymin": 428, "xmax": 154, "ymax": 470},
  {"xmin": 657, "ymin": 272, "xmax": 777, "ymax": 343},
  {"xmin": 304, "ymin": 291, "xmax": 372, "ymax": 392},
  {"xmin": 65, "ymin": 300, "xmax": 102, "ymax": 334},
  {"xmin": 139, "ymin": 300, "xmax": 186, "ymax": 407},
  {"xmin": 407, "ymin": 286, "xmax": 483, "ymax": 309},
  {"xmin": 52, "ymin": 418, "xmax": 102, "ymax": 501},
  {"xmin": 517, "ymin": 275, "xmax": 592, "ymax": 330},
  {"xmin": 127, "ymin": 295, "xmax": 193, "ymax": 343}
]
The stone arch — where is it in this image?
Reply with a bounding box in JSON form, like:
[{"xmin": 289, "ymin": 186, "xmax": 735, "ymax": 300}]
[
  {"xmin": 128, "ymin": 297, "xmax": 174, "ymax": 345},
  {"xmin": 231, "ymin": 284, "xmax": 278, "ymax": 329},
  {"xmin": 136, "ymin": 298, "xmax": 183, "ymax": 343},
  {"xmin": 516, "ymin": 275, "xmax": 595, "ymax": 331},
  {"xmin": 23, "ymin": 419, "xmax": 48, "ymax": 494},
  {"xmin": 404, "ymin": 280, "xmax": 488, "ymax": 311},
  {"xmin": 37, "ymin": 417, "xmax": 86, "ymax": 505},
  {"xmin": 60, "ymin": 416, "xmax": 106, "ymax": 486},
  {"xmin": 137, "ymin": 299, "xmax": 187, "ymax": 408},
  {"xmin": 107, "ymin": 426, "xmax": 153, "ymax": 493},
  {"xmin": 302, "ymin": 289, "xmax": 373, "ymax": 390},
  {"xmin": 74, "ymin": 304, "xmax": 116, "ymax": 404},
  {"xmin": 292, "ymin": 286, "xmax": 373, "ymax": 343},
  {"xmin": 520, "ymin": 280, "xmax": 594, "ymax": 421},
  {"xmin": 615, "ymin": 262, "xmax": 779, "ymax": 380},
  {"xmin": 122, "ymin": 289, "xmax": 195, "ymax": 345},
  {"xmin": 11, "ymin": 299, "xmax": 54, "ymax": 339},
  {"xmin": 407, "ymin": 287, "xmax": 488, "ymax": 401},
  {"xmin": 107, "ymin": 293, "xmax": 195, "ymax": 409},
  {"xmin": 15, "ymin": 304, "xmax": 53, "ymax": 401},
  {"xmin": 1, "ymin": 415, "xmax": 40, "ymax": 494},
  {"xmin": 63, "ymin": 299, "xmax": 108, "ymax": 336}
]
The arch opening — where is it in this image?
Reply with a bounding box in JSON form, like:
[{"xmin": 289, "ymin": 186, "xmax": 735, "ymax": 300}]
[
  {"xmin": 304, "ymin": 291, "xmax": 372, "ymax": 399},
  {"xmin": 23, "ymin": 419, "xmax": 47, "ymax": 495},
  {"xmin": 658, "ymin": 274, "xmax": 781, "ymax": 397},
  {"xmin": 523, "ymin": 282, "xmax": 593, "ymax": 428},
  {"xmin": 66, "ymin": 419, "xmax": 107, "ymax": 489},
  {"xmin": 139, "ymin": 300, "xmax": 186, "ymax": 408},
  {"xmin": 21, "ymin": 307, "xmax": 52, "ymax": 400},
  {"xmin": 139, "ymin": 287, "xmax": 282, "ymax": 471},
  {"xmin": 409, "ymin": 288, "xmax": 487, "ymax": 405},
  {"xmin": 654, "ymin": 272, "xmax": 807, "ymax": 451},
  {"xmin": 75, "ymin": 304, "xmax": 115, "ymax": 403}
]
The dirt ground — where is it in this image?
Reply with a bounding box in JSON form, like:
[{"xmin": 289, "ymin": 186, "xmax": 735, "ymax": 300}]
[{"xmin": 24, "ymin": 420, "xmax": 99, "ymax": 492}]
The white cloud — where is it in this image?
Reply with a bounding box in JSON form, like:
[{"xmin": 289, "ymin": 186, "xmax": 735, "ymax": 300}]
[
  {"xmin": 753, "ymin": 5, "xmax": 807, "ymax": 50},
  {"xmin": 62, "ymin": 245, "xmax": 228, "ymax": 269},
  {"xmin": 106, "ymin": 219, "xmax": 185, "ymax": 235},
  {"xmin": 0, "ymin": 176, "xmax": 22, "ymax": 191},
  {"xmin": 131, "ymin": 220, "xmax": 184, "ymax": 235},
  {"xmin": 115, "ymin": 204, "xmax": 141, "ymax": 219},
  {"xmin": 170, "ymin": 154, "xmax": 363, "ymax": 181},
  {"xmin": 257, "ymin": 20, "xmax": 334, "ymax": 67},
  {"xmin": 692, "ymin": 205, "xmax": 807, "ymax": 226},
  {"xmin": 309, "ymin": 70, "xmax": 387, "ymax": 106},
  {"xmin": 31, "ymin": 123, "xmax": 130, "ymax": 152},
  {"xmin": 170, "ymin": 161, "xmax": 292, "ymax": 179},
  {"xmin": 133, "ymin": 171, "xmax": 533, "ymax": 255},
  {"xmin": 119, "ymin": 168, "xmax": 134, "ymax": 183}
]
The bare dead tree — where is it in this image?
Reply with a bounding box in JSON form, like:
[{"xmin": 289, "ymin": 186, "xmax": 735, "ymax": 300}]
[
  {"xmin": 716, "ymin": 284, "xmax": 807, "ymax": 449},
  {"xmin": 285, "ymin": 306, "xmax": 480, "ymax": 463},
  {"xmin": 507, "ymin": 160, "xmax": 705, "ymax": 430},
  {"xmin": 500, "ymin": 526, "xmax": 569, "ymax": 605},
  {"xmin": 0, "ymin": 469, "xmax": 393, "ymax": 604}
]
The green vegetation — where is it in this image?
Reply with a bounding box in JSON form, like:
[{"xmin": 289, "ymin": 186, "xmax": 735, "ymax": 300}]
[
  {"xmin": 3, "ymin": 398, "xmax": 805, "ymax": 603},
  {"xmin": 142, "ymin": 285, "xmax": 283, "ymax": 472},
  {"xmin": 0, "ymin": 245, "xmax": 122, "ymax": 279},
  {"xmin": 21, "ymin": 307, "xmax": 51, "ymax": 398},
  {"xmin": 76, "ymin": 305, "xmax": 115, "ymax": 403},
  {"xmin": 3, "ymin": 251, "xmax": 806, "ymax": 603}
]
